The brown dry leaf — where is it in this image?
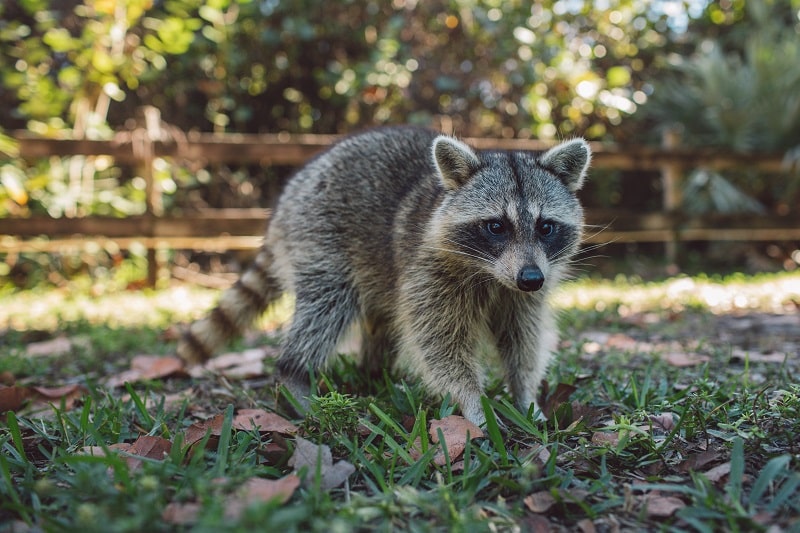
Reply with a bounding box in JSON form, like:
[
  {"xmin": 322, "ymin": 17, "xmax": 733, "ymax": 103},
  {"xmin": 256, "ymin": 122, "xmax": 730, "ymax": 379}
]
[
  {"xmin": 81, "ymin": 442, "xmax": 132, "ymax": 457},
  {"xmin": 429, "ymin": 415, "xmax": 484, "ymax": 465},
  {"xmin": 642, "ymin": 494, "xmax": 685, "ymax": 517},
  {"xmin": 232, "ymin": 409, "xmax": 298, "ymax": 434},
  {"xmin": 183, "ymin": 413, "xmax": 226, "ymax": 450},
  {"xmin": 191, "ymin": 347, "xmax": 278, "ymax": 379},
  {"xmin": 524, "ymin": 490, "xmax": 557, "ymax": 513},
  {"xmin": 32, "ymin": 384, "xmax": 86, "ymax": 400},
  {"xmin": 25, "ymin": 336, "xmax": 73, "ymax": 357},
  {"xmin": 408, "ymin": 436, "xmax": 425, "ymax": 462},
  {"xmin": 591, "ymin": 431, "xmax": 620, "ymax": 447},
  {"xmin": 289, "ymin": 436, "xmax": 355, "ymax": 490},
  {"xmin": 0, "ymin": 384, "xmax": 87, "ymax": 413},
  {"xmin": 606, "ymin": 333, "xmax": 639, "ymax": 350},
  {"xmin": 730, "ymin": 349, "xmax": 787, "ymax": 364},
  {"xmin": 124, "ymin": 435, "xmax": 172, "ymax": 471},
  {"xmin": 663, "ymin": 352, "xmax": 711, "ymax": 367},
  {"xmin": 538, "ymin": 382, "xmax": 577, "ymax": 419},
  {"xmin": 521, "ymin": 514, "xmax": 553, "ymax": 533},
  {"xmin": 162, "ymin": 502, "xmax": 202, "ymax": 525},
  {"xmin": 0, "ymin": 385, "xmax": 31, "ymax": 412},
  {"xmin": 258, "ymin": 439, "xmax": 291, "ymax": 465},
  {"xmin": 577, "ymin": 518, "xmax": 597, "ymax": 533},
  {"xmin": 238, "ymin": 475, "xmax": 300, "ymax": 506},
  {"xmin": 649, "ymin": 413, "xmax": 677, "ymax": 432},
  {"xmin": 702, "ymin": 461, "xmax": 731, "ymax": 483},
  {"xmin": 570, "ymin": 402, "xmax": 605, "ymax": 427},
  {"xmin": 105, "ymin": 355, "xmax": 186, "ymax": 388},
  {"xmin": 679, "ymin": 449, "xmax": 721, "ymax": 473}
]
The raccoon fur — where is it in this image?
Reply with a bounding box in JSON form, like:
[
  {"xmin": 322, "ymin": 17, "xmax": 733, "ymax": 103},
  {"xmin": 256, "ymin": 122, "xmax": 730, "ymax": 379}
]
[{"xmin": 177, "ymin": 126, "xmax": 590, "ymax": 426}]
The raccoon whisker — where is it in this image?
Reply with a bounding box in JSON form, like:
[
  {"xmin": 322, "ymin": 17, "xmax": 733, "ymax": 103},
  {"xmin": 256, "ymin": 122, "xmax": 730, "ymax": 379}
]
[
  {"xmin": 422, "ymin": 237, "xmax": 496, "ymax": 263},
  {"xmin": 420, "ymin": 245, "xmax": 494, "ymax": 265},
  {"xmin": 574, "ymin": 242, "xmax": 612, "ymax": 258},
  {"xmin": 549, "ymin": 243, "xmax": 579, "ymax": 262}
]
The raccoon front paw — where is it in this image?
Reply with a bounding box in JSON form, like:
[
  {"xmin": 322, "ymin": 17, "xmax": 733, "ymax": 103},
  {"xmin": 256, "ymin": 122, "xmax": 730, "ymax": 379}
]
[{"xmin": 460, "ymin": 401, "xmax": 486, "ymax": 429}]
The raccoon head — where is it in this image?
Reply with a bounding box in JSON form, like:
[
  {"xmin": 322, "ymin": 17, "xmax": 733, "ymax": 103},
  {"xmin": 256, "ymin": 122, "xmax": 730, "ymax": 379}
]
[{"xmin": 430, "ymin": 136, "xmax": 590, "ymax": 293}]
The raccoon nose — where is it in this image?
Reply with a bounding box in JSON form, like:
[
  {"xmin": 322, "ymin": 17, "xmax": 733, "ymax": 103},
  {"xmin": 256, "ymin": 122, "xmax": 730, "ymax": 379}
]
[{"xmin": 517, "ymin": 266, "xmax": 545, "ymax": 292}]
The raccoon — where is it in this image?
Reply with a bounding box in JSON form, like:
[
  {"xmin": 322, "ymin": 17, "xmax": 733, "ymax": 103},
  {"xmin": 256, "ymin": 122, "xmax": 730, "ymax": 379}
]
[{"xmin": 177, "ymin": 126, "xmax": 590, "ymax": 426}]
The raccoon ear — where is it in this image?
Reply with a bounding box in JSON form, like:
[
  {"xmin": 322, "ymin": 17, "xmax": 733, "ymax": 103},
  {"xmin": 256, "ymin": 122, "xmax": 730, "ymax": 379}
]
[
  {"xmin": 539, "ymin": 138, "xmax": 591, "ymax": 192},
  {"xmin": 432, "ymin": 136, "xmax": 481, "ymax": 190}
]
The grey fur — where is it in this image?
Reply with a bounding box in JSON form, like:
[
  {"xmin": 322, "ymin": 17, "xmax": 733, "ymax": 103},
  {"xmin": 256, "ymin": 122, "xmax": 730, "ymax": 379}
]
[{"xmin": 177, "ymin": 127, "xmax": 590, "ymax": 426}]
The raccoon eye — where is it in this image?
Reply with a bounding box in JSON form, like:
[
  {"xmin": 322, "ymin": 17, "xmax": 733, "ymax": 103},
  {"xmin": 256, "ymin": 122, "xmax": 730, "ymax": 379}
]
[
  {"xmin": 538, "ymin": 220, "xmax": 556, "ymax": 237},
  {"xmin": 485, "ymin": 219, "xmax": 507, "ymax": 236}
]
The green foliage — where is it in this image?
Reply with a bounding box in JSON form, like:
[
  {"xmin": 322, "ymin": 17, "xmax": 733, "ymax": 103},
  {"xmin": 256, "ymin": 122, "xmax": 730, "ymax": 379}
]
[
  {"xmin": 642, "ymin": 0, "xmax": 800, "ymax": 214},
  {"xmin": 307, "ymin": 391, "xmax": 360, "ymax": 437}
]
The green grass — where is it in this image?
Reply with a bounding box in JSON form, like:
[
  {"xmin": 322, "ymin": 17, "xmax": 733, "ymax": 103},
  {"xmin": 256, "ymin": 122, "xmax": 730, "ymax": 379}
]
[{"xmin": 1, "ymin": 272, "xmax": 799, "ymax": 531}]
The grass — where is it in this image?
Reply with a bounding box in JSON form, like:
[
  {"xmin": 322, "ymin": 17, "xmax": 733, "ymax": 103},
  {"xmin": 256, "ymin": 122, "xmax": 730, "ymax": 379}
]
[{"xmin": 1, "ymin": 272, "xmax": 799, "ymax": 531}]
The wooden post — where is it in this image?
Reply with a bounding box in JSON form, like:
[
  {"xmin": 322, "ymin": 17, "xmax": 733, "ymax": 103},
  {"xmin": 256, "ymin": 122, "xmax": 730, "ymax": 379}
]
[
  {"xmin": 133, "ymin": 106, "xmax": 165, "ymax": 287},
  {"xmin": 660, "ymin": 128, "xmax": 683, "ymax": 268}
]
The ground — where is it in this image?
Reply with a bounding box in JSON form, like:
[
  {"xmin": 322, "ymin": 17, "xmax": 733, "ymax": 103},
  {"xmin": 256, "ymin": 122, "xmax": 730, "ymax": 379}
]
[{"xmin": 0, "ymin": 272, "xmax": 799, "ymax": 532}]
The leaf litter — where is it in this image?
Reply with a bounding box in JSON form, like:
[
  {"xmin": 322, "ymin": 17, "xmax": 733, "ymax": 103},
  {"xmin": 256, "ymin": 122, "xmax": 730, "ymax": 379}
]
[{"xmin": 3, "ymin": 275, "xmax": 799, "ymax": 530}]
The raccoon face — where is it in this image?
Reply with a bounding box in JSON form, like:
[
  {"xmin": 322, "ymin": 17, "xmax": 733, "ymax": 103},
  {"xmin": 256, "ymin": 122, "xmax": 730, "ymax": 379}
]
[{"xmin": 430, "ymin": 136, "xmax": 591, "ymax": 292}]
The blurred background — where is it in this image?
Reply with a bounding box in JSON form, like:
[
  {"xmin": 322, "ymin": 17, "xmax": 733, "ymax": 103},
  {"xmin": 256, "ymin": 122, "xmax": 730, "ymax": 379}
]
[{"xmin": 1, "ymin": 0, "xmax": 799, "ymax": 289}]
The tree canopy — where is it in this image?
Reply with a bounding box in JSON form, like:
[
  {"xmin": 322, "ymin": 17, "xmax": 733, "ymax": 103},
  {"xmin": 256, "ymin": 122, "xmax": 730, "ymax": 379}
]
[
  {"xmin": 1, "ymin": 0, "xmax": 799, "ymax": 220},
  {"xmin": 4, "ymin": 0, "xmax": 795, "ymax": 142}
]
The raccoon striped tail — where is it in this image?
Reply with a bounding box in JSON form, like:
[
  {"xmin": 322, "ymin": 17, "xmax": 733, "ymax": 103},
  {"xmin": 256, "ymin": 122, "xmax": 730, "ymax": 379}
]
[{"xmin": 177, "ymin": 246, "xmax": 281, "ymax": 365}]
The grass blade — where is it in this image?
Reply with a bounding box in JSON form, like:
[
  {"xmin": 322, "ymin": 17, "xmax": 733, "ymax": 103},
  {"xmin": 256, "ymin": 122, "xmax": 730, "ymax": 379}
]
[
  {"xmin": 727, "ymin": 437, "xmax": 744, "ymax": 506},
  {"xmin": 124, "ymin": 382, "xmax": 154, "ymax": 429},
  {"xmin": 214, "ymin": 404, "xmax": 234, "ymax": 477},
  {"xmin": 5, "ymin": 412, "xmax": 28, "ymax": 463},
  {"xmin": 481, "ymin": 396, "xmax": 507, "ymax": 466}
]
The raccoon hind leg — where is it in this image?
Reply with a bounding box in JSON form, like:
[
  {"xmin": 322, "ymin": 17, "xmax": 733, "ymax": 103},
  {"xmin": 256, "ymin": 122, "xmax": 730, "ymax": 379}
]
[
  {"xmin": 358, "ymin": 313, "xmax": 398, "ymax": 389},
  {"xmin": 275, "ymin": 277, "xmax": 360, "ymax": 409}
]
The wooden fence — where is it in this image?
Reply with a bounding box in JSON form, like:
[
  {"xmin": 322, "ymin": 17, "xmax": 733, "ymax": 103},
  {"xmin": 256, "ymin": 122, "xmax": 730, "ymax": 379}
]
[{"xmin": 2, "ymin": 126, "xmax": 799, "ymax": 285}]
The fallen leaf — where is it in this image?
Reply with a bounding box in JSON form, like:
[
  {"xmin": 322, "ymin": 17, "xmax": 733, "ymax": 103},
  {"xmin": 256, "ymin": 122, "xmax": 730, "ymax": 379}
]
[
  {"xmin": 124, "ymin": 435, "xmax": 172, "ymax": 470},
  {"xmin": 663, "ymin": 352, "xmax": 711, "ymax": 367},
  {"xmin": 81, "ymin": 443, "xmax": 132, "ymax": 457},
  {"xmin": 702, "ymin": 461, "xmax": 731, "ymax": 483},
  {"xmin": 679, "ymin": 449, "xmax": 720, "ymax": 473},
  {"xmin": 232, "ymin": 409, "xmax": 298, "ymax": 434},
  {"xmin": 31, "ymin": 384, "xmax": 86, "ymax": 400},
  {"xmin": 162, "ymin": 502, "xmax": 202, "ymax": 525},
  {"xmin": 258, "ymin": 439, "xmax": 291, "ymax": 465},
  {"xmin": 164, "ymin": 475, "xmax": 300, "ymax": 525},
  {"xmin": 25, "ymin": 336, "xmax": 73, "ymax": 357},
  {"xmin": 0, "ymin": 384, "xmax": 87, "ymax": 413},
  {"xmin": 190, "ymin": 347, "xmax": 278, "ymax": 379},
  {"xmin": 606, "ymin": 333, "xmax": 639, "ymax": 350},
  {"xmin": 407, "ymin": 436, "xmax": 425, "ymax": 462},
  {"xmin": 591, "ymin": 431, "xmax": 620, "ymax": 447},
  {"xmin": 238, "ymin": 475, "xmax": 300, "ymax": 506},
  {"xmin": 538, "ymin": 382, "xmax": 577, "ymax": 419},
  {"xmin": 649, "ymin": 412, "xmax": 677, "ymax": 433},
  {"xmin": 730, "ymin": 349, "xmax": 787, "ymax": 364},
  {"xmin": 183, "ymin": 413, "xmax": 226, "ymax": 450},
  {"xmin": 569, "ymin": 402, "xmax": 605, "ymax": 428},
  {"xmin": 642, "ymin": 494, "xmax": 685, "ymax": 517},
  {"xmin": 429, "ymin": 415, "xmax": 484, "ymax": 465},
  {"xmin": 105, "ymin": 355, "xmax": 186, "ymax": 387},
  {"xmin": 521, "ymin": 514, "xmax": 553, "ymax": 533},
  {"xmin": 577, "ymin": 518, "xmax": 597, "ymax": 533},
  {"xmin": 0, "ymin": 386, "xmax": 31, "ymax": 412},
  {"xmin": 289, "ymin": 436, "xmax": 355, "ymax": 490},
  {"xmin": 524, "ymin": 491, "xmax": 557, "ymax": 513}
]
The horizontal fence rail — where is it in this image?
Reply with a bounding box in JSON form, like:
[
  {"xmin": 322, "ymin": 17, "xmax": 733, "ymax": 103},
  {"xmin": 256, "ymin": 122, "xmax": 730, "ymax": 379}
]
[{"xmin": 3, "ymin": 126, "xmax": 800, "ymax": 284}]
